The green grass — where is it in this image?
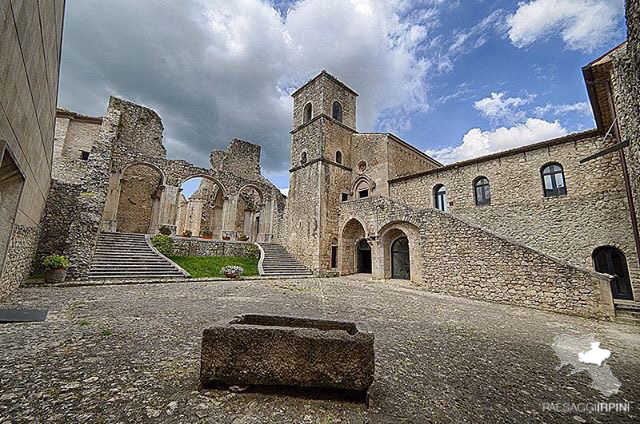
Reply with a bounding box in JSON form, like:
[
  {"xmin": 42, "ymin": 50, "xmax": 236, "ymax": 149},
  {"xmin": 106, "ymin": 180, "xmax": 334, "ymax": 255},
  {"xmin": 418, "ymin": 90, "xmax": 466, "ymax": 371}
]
[{"xmin": 168, "ymin": 256, "xmax": 259, "ymax": 278}]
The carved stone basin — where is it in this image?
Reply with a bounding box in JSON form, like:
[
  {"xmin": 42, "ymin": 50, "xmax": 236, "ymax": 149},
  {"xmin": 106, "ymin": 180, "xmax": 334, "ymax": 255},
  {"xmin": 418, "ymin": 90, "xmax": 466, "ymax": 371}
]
[{"xmin": 200, "ymin": 314, "xmax": 375, "ymax": 394}]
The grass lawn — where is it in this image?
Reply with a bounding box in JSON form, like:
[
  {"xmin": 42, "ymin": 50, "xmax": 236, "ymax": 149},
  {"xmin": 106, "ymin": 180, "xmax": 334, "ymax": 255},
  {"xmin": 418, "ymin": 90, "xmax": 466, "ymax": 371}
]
[{"xmin": 168, "ymin": 256, "xmax": 259, "ymax": 278}]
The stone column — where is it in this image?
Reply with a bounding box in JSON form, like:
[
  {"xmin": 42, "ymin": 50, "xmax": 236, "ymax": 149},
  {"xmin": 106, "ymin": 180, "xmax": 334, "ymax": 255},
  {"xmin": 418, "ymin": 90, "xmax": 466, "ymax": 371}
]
[
  {"xmin": 100, "ymin": 172, "xmax": 122, "ymax": 232},
  {"xmin": 160, "ymin": 184, "xmax": 179, "ymax": 234},
  {"xmin": 220, "ymin": 194, "xmax": 238, "ymax": 240},
  {"xmin": 371, "ymin": 238, "xmax": 384, "ymax": 280}
]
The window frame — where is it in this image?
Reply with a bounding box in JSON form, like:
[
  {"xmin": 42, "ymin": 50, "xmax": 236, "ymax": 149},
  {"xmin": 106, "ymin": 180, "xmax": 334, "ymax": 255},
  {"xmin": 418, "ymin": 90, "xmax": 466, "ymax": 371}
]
[
  {"xmin": 540, "ymin": 162, "xmax": 567, "ymax": 197},
  {"xmin": 332, "ymin": 101, "xmax": 343, "ymax": 122},
  {"xmin": 473, "ymin": 176, "xmax": 491, "ymax": 206},
  {"xmin": 303, "ymin": 102, "xmax": 312, "ymax": 123},
  {"xmin": 434, "ymin": 184, "xmax": 447, "ymax": 212},
  {"xmin": 335, "ymin": 150, "xmax": 343, "ymax": 164}
]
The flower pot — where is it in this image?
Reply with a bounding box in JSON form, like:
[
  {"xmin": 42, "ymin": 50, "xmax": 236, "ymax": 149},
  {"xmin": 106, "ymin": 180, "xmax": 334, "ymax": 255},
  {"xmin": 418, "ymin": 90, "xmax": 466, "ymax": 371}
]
[
  {"xmin": 202, "ymin": 234, "xmax": 213, "ymax": 240},
  {"xmin": 222, "ymin": 236, "xmax": 231, "ymax": 241},
  {"xmin": 44, "ymin": 268, "xmax": 67, "ymax": 284},
  {"xmin": 224, "ymin": 272, "xmax": 239, "ymax": 279}
]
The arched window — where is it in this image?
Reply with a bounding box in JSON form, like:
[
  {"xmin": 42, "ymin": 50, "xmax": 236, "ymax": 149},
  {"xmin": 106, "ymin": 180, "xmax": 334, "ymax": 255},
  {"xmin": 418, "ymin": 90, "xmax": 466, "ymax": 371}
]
[
  {"xmin": 335, "ymin": 150, "xmax": 343, "ymax": 164},
  {"xmin": 434, "ymin": 184, "xmax": 447, "ymax": 212},
  {"xmin": 303, "ymin": 103, "xmax": 312, "ymax": 123},
  {"xmin": 473, "ymin": 177, "xmax": 491, "ymax": 206},
  {"xmin": 391, "ymin": 237, "xmax": 410, "ymax": 280},
  {"xmin": 300, "ymin": 151, "xmax": 307, "ymax": 165},
  {"xmin": 541, "ymin": 163, "xmax": 567, "ymax": 197},
  {"xmin": 332, "ymin": 101, "xmax": 343, "ymax": 122}
]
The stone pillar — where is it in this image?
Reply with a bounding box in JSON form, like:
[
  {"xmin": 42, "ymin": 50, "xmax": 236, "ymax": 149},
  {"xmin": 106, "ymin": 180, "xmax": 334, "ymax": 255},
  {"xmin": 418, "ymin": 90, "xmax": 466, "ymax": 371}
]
[
  {"xmin": 371, "ymin": 238, "xmax": 384, "ymax": 280},
  {"xmin": 160, "ymin": 184, "xmax": 179, "ymax": 235},
  {"xmin": 220, "ymin": 194, "xmax": 238, "ymax": 240},
  {"xmin": 100, "ymin": 172, "xmax": 122, "ymax": 232}
]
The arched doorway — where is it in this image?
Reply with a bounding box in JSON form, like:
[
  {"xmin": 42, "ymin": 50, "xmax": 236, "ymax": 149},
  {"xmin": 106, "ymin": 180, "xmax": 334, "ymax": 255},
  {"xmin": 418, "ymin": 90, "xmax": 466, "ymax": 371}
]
[
  {"xmin": 116, "ymin": 163, "xmax": 164, "ymax": 234},
  {"xmin": 340, "ymin": 218, "xmax": 367, "ymax": 275},
  {"xmin": 593, "ymin": 246, "xmax": 633, "ymax": 300},
  {"xmin": 391, "ymin": 237, "xmax": 410, "ymax": 279},
  {"xmin": 357, "ymin": 239, "xmax": 372, "ymax": 274},
  {"xmin": 175, "ymin": 176, "xmax": 225, "ymax": 238}
]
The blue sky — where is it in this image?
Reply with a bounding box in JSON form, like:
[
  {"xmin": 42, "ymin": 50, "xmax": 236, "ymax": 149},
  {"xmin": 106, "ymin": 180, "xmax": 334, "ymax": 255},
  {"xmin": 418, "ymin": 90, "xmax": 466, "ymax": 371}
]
[{"xmin": 58, "ymin": 0, "xmax": 628, "ymax": 192}]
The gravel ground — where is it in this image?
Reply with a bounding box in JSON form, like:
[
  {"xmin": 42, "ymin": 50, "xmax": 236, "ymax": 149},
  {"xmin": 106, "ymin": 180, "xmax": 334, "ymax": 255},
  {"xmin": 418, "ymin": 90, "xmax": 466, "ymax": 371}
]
[{"xmin": 0, "ymin": 276, "xmax": 638, "ymax": 423}]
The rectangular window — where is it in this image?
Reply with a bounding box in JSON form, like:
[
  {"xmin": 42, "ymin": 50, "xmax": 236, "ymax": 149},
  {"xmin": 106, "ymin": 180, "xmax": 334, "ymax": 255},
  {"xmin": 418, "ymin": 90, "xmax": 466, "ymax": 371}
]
[
  {"xmin": 341, "ymin": 193, "xmax": 349, "ymax": 202},
  {"xmin": 358, "ymin": 189, "xmax": 369, "ymax": 198},
  {"xmin": 331, "ymin": 246, "xmax": 338, "ymax": 268},
  {"xmin": 80, "ymin": 150, "xmax": 90, "ymax": 160}
]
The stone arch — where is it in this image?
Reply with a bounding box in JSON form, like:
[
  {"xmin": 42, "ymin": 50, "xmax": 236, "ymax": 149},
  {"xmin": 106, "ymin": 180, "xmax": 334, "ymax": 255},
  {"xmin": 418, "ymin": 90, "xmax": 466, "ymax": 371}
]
[
  {"xmin": 236, "ymin": 184, "xmax": 264, "ymax": 241},
  {"xmin": 351, "ymin": 175, "xmax": 375, "ymax": 199},
  {"xmin": 116, "ymin": 163, "xmax": 164, "ymax": 234},
  {"xmin": 175, "ymin": 175, "xmax": 227, "ymax": 238},
  {"xmin": 379, "ymin": 221, "xmax": 422, "ymax": 284},
  {"xmin": 339, "ymin": 217, "xmax": 368, "ymax": 275}
]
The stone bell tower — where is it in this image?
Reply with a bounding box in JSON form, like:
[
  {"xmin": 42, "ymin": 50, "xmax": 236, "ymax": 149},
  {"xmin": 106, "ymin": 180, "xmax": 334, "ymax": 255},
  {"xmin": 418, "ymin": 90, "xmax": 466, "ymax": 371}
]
[{"xmin": 284, "ymin": 70, "xmax": 358, "ymax": 274}]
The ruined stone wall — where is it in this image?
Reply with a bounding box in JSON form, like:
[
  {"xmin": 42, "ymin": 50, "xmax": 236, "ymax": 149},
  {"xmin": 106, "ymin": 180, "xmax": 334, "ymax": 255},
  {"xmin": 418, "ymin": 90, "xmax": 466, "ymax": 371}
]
[
  {"xmin": 339, "ymin": 196, "xmax": 614, "ymax": 318},
  {"xmin": 171, "ymin": 238, "xmax": 259, "ymax": 258},
  {"xmin": 389, "ymin": 133, "xmax": 639, "ymax": 297},
  {"xmin": 52, "ymin": 115, "xmax": 102, "ymax": 183},
  {"xmin": 210, "ymin": 139, "xmax": 262, "ymax": 182},
  {"xmin": 0, "ymin": 0, "xmax": 65, "ymax": 297}
]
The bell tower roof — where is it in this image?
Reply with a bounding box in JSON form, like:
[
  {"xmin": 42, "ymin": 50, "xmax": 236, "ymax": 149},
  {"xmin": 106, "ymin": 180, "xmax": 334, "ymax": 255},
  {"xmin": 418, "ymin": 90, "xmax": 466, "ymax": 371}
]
[{"xmin": 291, "ymin": 70, "xmax": 359, "ymax": 98}]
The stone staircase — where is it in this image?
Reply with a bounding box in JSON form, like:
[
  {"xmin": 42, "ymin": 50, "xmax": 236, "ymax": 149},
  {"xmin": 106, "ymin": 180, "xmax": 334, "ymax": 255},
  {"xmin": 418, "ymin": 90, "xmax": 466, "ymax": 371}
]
[
  {"xmin": 258, "ymin": 243, "xmax": 313, "ymax": 276},
  {"xmin": 89, "ymin": 232, "xmax": 188, "ymax": 280},
  {"xmin": 614, "ymin": 301, "xmax": 640, "ymax": 325}
]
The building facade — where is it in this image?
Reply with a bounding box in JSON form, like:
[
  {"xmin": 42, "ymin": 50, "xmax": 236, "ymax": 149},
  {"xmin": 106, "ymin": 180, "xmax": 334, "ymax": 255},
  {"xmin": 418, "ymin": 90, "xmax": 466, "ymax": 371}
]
[{"xmin": 0, "ymin": 0, "xmax": 65, "ymax": 299}]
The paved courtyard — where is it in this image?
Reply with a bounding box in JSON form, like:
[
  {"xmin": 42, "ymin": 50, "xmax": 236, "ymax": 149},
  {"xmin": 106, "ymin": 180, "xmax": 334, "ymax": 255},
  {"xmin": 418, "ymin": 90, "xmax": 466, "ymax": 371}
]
[{"xmin": 0, "ymin": 277, "xmax": 638, "ymax": 423}]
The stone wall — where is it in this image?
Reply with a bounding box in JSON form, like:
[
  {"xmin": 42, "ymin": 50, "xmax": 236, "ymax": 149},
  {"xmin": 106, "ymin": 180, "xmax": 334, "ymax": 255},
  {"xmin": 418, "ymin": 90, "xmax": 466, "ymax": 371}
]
[
  {"xmin": 0, "ymin": 0, "xmax": 65, "ymax": 298},
  {"xmin": 171, "ymin": 238, "xmax": 259, "ymax": 258},
  {"xmin": 210, "ymin": 139, "xmax": 262, "ymax": 182},
  {"xmin": 389, "ymin": 132, "xmax": 639, "ymax": 298},
  {"xmin": 339, "ymin": 196, "xmax": 614, "ymax": 318},
  {"xmin": 116, "ymin": 164, "xmax": 163, "ymax": 234}
]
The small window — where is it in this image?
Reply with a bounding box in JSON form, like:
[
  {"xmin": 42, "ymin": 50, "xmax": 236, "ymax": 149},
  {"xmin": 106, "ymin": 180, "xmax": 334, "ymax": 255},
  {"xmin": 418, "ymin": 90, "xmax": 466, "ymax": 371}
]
[
  {"xmin": 541, "ymin": 163, "xmax": 567, "ymax": 197},
  {"xmin": 358, "ymin": 189, "xmax": 369, "ymax": 198},
  {"xmin": 331, "ymin": 245, "xmax": 338, "ymax": 268},
  {"xmin": 300, "ymin": 151, "xmax": 307, "ymax": 165},
  {"xmin": 434, "ymin": 184, "xmax": 447, "ymax": 212},
  {"xmin": 341, "ymin": 193, "xmax": 349, "ymax": 202},
  {"xmin": 303, "ymin": 103, "xmax": 312, "ymax": 123},
  {"xmin": 473, "ymin": 177, "xmax": 491, "ymax": 206},
  {"xmin": 80, "ymin": 150, "xmax": 90, "ymax": 160},
  {"xmin": 332, "ymin": 101, "xmax": 343, "ymax": 122},
  {"xmin": 335, "ymin": 150, "xmax": 342, "ymax": 164}
]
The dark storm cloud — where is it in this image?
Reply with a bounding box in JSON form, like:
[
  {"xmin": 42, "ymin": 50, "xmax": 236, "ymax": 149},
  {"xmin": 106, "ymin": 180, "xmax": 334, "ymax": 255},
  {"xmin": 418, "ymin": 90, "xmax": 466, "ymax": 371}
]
[{"xmin": 58, "ymin": 0, "xmax": 438, "ymax": 178}]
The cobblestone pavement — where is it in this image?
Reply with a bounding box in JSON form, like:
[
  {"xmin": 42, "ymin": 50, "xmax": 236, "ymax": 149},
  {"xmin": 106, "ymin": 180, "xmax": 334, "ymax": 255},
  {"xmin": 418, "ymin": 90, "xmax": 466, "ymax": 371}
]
[{"xmin": 1, "ymin": 277, "xmax": 638, "ymax": 423}]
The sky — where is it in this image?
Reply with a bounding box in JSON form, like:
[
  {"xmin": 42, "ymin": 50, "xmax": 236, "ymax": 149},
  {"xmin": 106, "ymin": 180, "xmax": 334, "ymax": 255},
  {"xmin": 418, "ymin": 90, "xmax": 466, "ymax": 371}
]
[{"xmin": 57, "ymin": 0, "xmax": 628, "ymax": 192}]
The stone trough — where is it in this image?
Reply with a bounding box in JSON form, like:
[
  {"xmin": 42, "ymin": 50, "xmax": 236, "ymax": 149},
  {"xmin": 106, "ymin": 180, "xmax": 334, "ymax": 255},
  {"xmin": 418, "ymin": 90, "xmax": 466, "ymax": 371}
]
[{"xmin": 200, "ymin": 314, "xmax": 375, "ymax": 399}]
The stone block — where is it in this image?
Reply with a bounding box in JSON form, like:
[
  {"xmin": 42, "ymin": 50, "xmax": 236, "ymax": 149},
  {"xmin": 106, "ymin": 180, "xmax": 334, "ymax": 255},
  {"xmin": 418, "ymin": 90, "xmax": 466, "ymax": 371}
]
[{"xmin": 200, "ymin": 314, "xmax": 375, "ymax": 393}]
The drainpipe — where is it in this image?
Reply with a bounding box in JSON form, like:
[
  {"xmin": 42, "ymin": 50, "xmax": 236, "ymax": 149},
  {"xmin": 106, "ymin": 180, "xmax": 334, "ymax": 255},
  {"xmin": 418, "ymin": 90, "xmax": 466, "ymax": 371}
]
[{"xmin": 604, "ymin": 81, "xmax": 640, "ymax": 265}]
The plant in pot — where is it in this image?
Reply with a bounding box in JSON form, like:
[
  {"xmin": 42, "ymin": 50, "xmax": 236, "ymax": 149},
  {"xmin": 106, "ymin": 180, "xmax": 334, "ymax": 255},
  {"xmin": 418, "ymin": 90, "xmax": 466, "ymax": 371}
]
[
  {"xmin": 201, "ymin": 230, "xmax": 213, "ymax": 240},
  {"xmin": 222, "ymin": 234, "xmax": 231, "ymax": 241},
  {"xmin": 42, "ymin": 254, "xmax": 70, "ymax": 284},
  {"xmin": 220, "ymin": 265, "xmax": 244, "ymax": 279},
  {"xmin": 237, "ymin": 234, "xmax": 249, "ymax": 242},
  {"xmin": 182, "ymin": 230, "xmax": 192, "ymax": 238},
  {"xmin": 159, "ymin": 225, "xmax": 172, "ymax": 236}
]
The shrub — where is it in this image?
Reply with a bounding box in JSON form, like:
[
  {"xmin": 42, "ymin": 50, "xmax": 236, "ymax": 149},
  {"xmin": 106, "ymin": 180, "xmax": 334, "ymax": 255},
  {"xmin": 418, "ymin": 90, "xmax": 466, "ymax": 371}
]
[
  {"xmin": 151, "ymin": 234, "xmax": 173, "ymax": 256},
  {"xmin": 220, "ymin": 265, "xmax": 244, "ymax": 278},
  {"xmin": 158, "ymin": 225, "xmax": 172, "ymax": 235},
  {"xmin": 182, "ymin": 230, "xmax": 192, "ymax": 237},
  {"xmin": 42, "ymin": 254, "xmax": 70, "ymax": 270},
  {"xmin": 246, "ymin": 244, "xmax": 260, "ymax": 259},
  {"xmin": 201, "ymin": 230, "xmax": 213, "ymax": 238}
]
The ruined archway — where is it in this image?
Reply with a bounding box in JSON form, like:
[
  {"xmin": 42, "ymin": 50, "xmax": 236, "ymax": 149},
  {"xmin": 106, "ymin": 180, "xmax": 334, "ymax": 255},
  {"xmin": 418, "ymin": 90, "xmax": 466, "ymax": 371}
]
[
  {"xmin": 116, "ymin": 163, "xmax": 164, "ymax": 234},
  {"xmin": 175, "ymin": 176, "xmax": 226, "ymax": 238},
  {"xmin": 235, "ymin": 185, "xmax": 264, "ymax": 242},
  {"xmin": 340, "ymin": 218, "xmax": 367, "ymax": 275}
]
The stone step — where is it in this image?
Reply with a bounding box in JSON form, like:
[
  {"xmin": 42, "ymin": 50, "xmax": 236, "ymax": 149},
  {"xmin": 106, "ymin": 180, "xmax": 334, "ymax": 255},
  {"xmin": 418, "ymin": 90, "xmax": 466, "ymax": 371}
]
[{"xmin": 258, "ymin": 242, "xmax": 312, "ymax": 277}]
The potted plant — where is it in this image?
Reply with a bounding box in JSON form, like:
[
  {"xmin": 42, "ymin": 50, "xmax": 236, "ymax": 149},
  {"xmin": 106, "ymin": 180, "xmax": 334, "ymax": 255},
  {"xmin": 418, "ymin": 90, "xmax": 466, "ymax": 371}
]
[
  {"xmin": 220, "ymin": 266, "xmax": 244, "ymax": 279},
  {"xmin": 182, "ymin": 230, "xmax": 192, "ymax": 238},
  {"xmin": 42, "ymin": 254, "xmax": 70, "ymax": 284},
  {"xmin": 237, "ymin": 234, "xmax": 249, "ymax": 242},
  {"xmin": 159, "ymin": 225, "xmax": 172, "ymax": 236},
  {"xmin": 201, "ymin": 230, "xmax": 213, "ymax": 240},
  {"xmin": 222, "ymin": 234, "xmax": 231, "ymax": 241}
]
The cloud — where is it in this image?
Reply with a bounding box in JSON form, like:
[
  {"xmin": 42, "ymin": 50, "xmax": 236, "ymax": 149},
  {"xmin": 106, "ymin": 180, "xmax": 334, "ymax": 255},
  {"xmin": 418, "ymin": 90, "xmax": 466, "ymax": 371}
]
[
  {"xmin": 58, "ymin": 0, "xmax": 439, "ymax": 174},
  {"xmin": 473, "ymin": 92, "xmax": 535, "ymax": 125},
  {"xmin": 507, "ymin": 0, "xmax": 625, "ymax": 52},
  {"xmin": 534, "ymin": 101, "xmax": 591, "ymax": 117},
  {"xmin": 279, "ymin": 187, "xmax": 290, "ymax": 196},
  {"xmin": 426, "ymin": 118, "xmax": 568, "ymax": 163}
]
